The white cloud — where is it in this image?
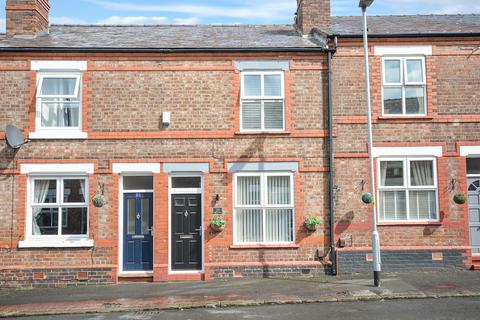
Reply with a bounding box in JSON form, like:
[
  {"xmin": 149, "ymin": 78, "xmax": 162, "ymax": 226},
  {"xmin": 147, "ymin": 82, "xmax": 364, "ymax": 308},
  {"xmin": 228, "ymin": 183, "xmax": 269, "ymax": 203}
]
[
  {"xmin": 97, "ymin": 15, "xmax": 199, "ymax": 25},
  {"xmin": 0, "ymin": 18, "xmax": 5, "ymax": 33},
  {"xmin": 383, "ymin": 0, "xmax": 480, "ymax": 14},
  {"xmin": 83, "ymin": 0, "xmax": 295, "ymax": 21}
]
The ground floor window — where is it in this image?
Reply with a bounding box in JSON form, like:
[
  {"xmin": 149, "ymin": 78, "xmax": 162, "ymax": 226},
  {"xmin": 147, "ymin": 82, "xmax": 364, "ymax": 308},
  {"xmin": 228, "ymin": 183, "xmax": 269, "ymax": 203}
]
[
  {"xmin": 30, "ymin": 176, "xmax": 89, "ymax": 236},
  {"xmin": 234, "ymin": 172, "xmax": 294, "ymax": 244},
  {"xmin": 377, "ymin": 157, "xmax": 438, "ymax": 221}
]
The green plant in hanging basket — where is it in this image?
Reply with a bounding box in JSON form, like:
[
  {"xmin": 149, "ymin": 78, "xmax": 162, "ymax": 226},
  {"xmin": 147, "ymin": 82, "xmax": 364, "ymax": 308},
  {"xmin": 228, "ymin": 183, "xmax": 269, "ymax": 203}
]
[
  {"xmin": 304, "ymin": 216, "xmax": 321, "ymax": 232},
  {"xmin": 453, "ymin": 194, "xmax": 467, "ymax": 205},
  {"xmin": 210, "ymin": 215, "xmax": 226, "ymax": 232},
  {"xmin": 362, "ymin": 193, "xmax": 374, "ymax": 204},
  {"xmin": 92, "ymin": 194, "xmax": 106, "ymax": 208}
]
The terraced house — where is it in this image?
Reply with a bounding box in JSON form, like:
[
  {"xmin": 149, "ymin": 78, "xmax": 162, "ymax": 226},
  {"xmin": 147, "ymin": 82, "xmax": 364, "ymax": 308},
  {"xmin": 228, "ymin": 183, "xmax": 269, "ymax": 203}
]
[{"xmin": 0, "ymin": 0, "xmax": 479, "ymax": 287}]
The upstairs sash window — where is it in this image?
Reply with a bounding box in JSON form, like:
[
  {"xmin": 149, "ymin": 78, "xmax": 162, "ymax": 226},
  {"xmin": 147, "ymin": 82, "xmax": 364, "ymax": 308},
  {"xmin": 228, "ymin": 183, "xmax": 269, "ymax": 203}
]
[
  {"xmin": 382, "ymin": 57, "xmax": 426, "ymax": 116},
  {"xmin": 37, "ymin": 74, "xmax": 82, "ymax": 128},
  {"xmin": 241, "ymin": 72, "xmax": 285, "ymax": 131}
]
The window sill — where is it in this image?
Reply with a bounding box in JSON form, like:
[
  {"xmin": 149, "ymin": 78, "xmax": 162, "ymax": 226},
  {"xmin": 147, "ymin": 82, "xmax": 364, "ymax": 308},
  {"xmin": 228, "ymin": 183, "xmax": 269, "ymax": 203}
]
[
  {"xmin": 230, "ymin": 244, "xmax": 299, "ymax": 249},
  {"xmin": 29, "ymin": 131, "xmax": 88, "ymax": 140},
  {"xmin": 235, "ymin": 131, "xmax": 291, "ymax": 136},
  {"xmin": 18, "ymin": 239, "xmax": 94, "ymax": 248},
  {"xmin": 377, "ymin": 116, "xmax": 434, "ymax": 121},
  {"xmin": 378, "ymin": 222, "xmax": 441, "ymax": 227}
]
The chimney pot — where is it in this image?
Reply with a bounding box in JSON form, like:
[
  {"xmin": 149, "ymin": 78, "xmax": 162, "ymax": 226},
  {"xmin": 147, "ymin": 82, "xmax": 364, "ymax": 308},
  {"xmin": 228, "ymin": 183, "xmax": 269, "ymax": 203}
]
[{"xmin": 6, "ymin": 0, "xmax": 50, "ymax": 38}]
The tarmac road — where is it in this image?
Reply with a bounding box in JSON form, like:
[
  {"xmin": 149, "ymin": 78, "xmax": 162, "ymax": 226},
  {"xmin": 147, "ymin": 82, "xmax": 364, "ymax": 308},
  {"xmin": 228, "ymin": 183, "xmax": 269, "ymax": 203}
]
[{"xmin": 5, "ymin": 296, "xmax": 480, "ymax": 320}]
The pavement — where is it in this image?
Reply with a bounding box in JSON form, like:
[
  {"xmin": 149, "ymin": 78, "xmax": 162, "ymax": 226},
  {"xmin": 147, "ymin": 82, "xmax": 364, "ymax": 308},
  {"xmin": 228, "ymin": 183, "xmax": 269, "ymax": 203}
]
[{"xmin": 1, "ymin": 271, "xmax": 480, "ymax": 318}]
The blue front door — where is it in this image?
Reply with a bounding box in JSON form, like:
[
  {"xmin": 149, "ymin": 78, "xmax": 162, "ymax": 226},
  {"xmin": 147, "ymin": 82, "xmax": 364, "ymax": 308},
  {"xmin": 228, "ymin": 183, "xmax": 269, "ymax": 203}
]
[{"xmin": 123, "ymin": 193, "xmax": 153, "ymax": 271}]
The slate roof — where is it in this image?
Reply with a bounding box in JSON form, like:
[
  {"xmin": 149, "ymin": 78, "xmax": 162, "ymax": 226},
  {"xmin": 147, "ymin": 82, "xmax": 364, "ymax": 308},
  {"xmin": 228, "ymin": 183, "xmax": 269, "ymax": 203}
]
[
  {"xmin": 0, "ymin": 15, "xmax": 479, "ymax": 50},
  {"xmin": 330, "ymin": 14, "xmax": 480, "ymax": 37},
  {"xmin": 0, "ymin": 24, "xmax": 321, "ymax": 51}
]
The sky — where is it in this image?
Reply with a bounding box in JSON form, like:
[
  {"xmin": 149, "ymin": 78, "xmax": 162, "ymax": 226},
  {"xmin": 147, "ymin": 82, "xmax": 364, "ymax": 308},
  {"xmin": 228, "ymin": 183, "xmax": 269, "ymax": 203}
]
[{"xmin": 1, "ymin": 0, "xmax": 480, "ymax": 33}]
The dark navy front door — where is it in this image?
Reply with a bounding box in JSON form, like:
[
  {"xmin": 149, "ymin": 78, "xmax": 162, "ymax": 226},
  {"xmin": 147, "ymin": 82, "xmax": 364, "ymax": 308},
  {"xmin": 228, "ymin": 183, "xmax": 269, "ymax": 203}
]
[{"xmin": 123, "ymin": 193, "xmax": 153, "ymax": 271}]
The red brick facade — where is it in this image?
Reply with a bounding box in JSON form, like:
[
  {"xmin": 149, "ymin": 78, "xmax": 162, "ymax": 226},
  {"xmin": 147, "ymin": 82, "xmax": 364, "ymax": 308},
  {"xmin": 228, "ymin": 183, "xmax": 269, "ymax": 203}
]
[{"xmin": 0, "ymin": 1, "xmax": 479, "ymax": 287}]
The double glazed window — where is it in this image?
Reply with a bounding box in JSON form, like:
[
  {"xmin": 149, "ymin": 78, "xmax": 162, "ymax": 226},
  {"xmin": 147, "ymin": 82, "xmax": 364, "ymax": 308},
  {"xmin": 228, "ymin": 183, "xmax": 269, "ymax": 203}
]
[
  {"xmin": 382, "ymin": 57, "xmax": 426, "ymax": 116},
  {"xmin": 241, "ymin": 72, "xmax": 285, "ymax": 131},
  {"xmin": 234, "ymin": 173, "xmax": 294, "ymax": 244},
  {"xmin": 30, "ymin": 177, "xmax": 88, "ymax": 236},
  {"xmin": 36, "ymin": 73, "xmax": 82, "ymax": 129},
  {"xmin": 377, "ymin": 158, "xmax": 438, "ymax": 221}
]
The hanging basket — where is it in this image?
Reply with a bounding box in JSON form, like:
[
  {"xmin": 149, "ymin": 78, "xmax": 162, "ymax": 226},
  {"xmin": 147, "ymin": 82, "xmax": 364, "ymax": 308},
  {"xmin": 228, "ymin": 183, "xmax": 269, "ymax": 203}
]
[
  {"xmin": 362, "ymin": 193, "xmax": 374, "ymax": 204},
  {"xmin": 210, "ymin": 223, "xmax": 225, "ymax": 232},
  {"xmin": 92, "ymin": 194, "xmax": 106, "ymax": 208},
  {"xmin": 304, "ymin": 223, "xmax": 318, "ymax": 232},
  {"xmin": 453, "ymin": 194, "xmax": 467, "ymax": 205}
]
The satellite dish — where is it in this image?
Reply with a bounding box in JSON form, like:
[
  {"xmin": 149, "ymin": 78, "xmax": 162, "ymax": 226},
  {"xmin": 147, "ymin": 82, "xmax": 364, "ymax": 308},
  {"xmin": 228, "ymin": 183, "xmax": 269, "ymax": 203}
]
[{"xmin": 5, "ymin": 125, "xmax": 29, "ymax": 150}]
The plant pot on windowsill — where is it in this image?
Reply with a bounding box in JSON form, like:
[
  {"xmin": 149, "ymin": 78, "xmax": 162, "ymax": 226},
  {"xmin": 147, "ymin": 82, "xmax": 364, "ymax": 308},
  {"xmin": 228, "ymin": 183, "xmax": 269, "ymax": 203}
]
[
  {"xmin": 210, "ymin": 215, "xmax": 226, "ymax": 232},
  {"xmin": 304, "ymin": 216, "xmax": 321, "ymax": 232}
]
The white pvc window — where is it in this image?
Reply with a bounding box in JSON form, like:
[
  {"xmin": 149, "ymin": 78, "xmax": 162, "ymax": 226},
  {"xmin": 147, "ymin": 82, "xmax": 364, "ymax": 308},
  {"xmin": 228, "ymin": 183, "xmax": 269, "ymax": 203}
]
[
  {"xmin": 29, "ymin": 176, "xmax": 89, "ymax": 237},
  {"xmin": 241, "ymin": 71, "xmax": 285, "ymax": 131},
  {"xmin": 377, "ymin": 158, "xmax": 438, "ymax": 222},
  {"xmin": 382, "ymin": 57, "xmax": 427, "ymax": 116},
  {"xmin": 36, "ymin": 73, "xmax": 82, "ymax": 129},
  {"xmin": 234, "ymin": 172, "xmax": 294, "ymax": 244}
]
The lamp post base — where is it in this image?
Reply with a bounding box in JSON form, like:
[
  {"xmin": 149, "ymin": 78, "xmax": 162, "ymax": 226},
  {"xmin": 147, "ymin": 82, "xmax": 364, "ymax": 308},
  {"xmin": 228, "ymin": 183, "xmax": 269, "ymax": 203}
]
[{"xmin": 374, "ymin": 271, "xmax": 381, "ymax": 287}]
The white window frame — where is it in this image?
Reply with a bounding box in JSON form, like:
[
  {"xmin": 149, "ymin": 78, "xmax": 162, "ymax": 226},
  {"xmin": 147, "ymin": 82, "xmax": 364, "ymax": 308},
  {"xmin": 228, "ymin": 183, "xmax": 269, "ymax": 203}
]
[
  {"xmin": 25, "ymin": 175, "xmax": 90, "ymax": 241},
  {"xmin": 240, "ymin": 71, "xmax": 285, "ymax": 132},
  {"xmin": 382, "ymin": 56, "xmax": 427, "ymax": 116},
  {"xmin": 233, "ymin": 172, "xmax": 295, "ymax": 244},
  {"xmin": 31, "ymin": 71, "xmax": 87, "ymax": 140},
  {"xmin": 377, "ymin": 157, "xmax": 439, "ymax": 222}
]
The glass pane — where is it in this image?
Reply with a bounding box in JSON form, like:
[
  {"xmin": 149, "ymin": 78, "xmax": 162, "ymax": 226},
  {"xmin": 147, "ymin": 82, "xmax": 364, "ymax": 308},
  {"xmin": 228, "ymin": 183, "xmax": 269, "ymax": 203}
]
[
  {"xmin": 41, "ymin": 102, "xmax": 80, "ymax": 127},
  {"xmin": 267, "ymin": 176, "xmax": 291, "ymax": 205},
  {"xmin": 264, "ymin": 101, "xmax": 284, "ymax": 130},
  {"xmin": 40, "ymin": 78, "xmax": 78, "ymax": 96},
  {"xmin": 379, "ymin": 191, "xmax": 407, "ymax": 220},
  {"xmin": 380, "ymin": 161, "xmax": 404, "ymax": 186},
  {"xmin": 127, "ymin": 198, "xmax": 136, "ymax": 235},
  {"xmin": 467, "ymin": 158, "xmax": 480, "ymax": 175},
  {"xmin": 410, "ymin": 161, "xmax": 434, "ymax": 186},
  {"xmin": 237, "ymin": 176, "xmax": 261, "ymax": 205},
  {"xmin": 236, "ymin": 209, "xmax": 263, "ymax": 243},
  {"xmin": 406, "ymin": 59, "xmax": 423, "ymax": 83},
  {"xmin": 34, "ymin": 180, "xmax": 57, "ymax": 203},
  {"xmin": 123, "ymin": 176, "xmax": 153, "ymax": 190},
  {"xmin": 64, "ymin": 179, "xmax": 86, "ymax": 203},
  {"xmin": 33, "ymin": 208, "xmax": 58, "ymax": 235},
  {"xmin": 243, "ymin": 75, "xmax": 261, "ymax": 96},
  {"xmin": 383, "ymin": 87, "xmax": 403, "ymax": 114},
  {"xmin": 242, "ymin": 101, "xmax": 262, "ymax": 130},
  {"xmin": 264, "ymin": 74, "xmax": 282, "ymax": 96},
  {"xmin": 384, "ymin": 60, "xmax": 401, "ymax": 83},
  {"xmin": 409, "ymin": 190, "xmax": 437, "ymax": 220},
  {"xmin": 172, "ymin": 177, "xmax": 201, "ymax": 189},
  {"xmin": 61, "ymin": 207, "xmax": 88, "ymax": 235},
  {"xmin": 265, "ymin": 209, "xmax": 293, "ymax": 242},
  {"xmin": 405, "ymin": 87, "xmax": 425, "ymax": 114},
  {"xmin": 141, "ymin": 199, "xmax": 150, "ymax": 235}
]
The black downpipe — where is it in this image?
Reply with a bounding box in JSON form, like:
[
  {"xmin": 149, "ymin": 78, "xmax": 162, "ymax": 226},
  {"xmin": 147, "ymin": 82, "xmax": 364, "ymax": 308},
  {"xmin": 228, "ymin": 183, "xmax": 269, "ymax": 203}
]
[{"xmin": 327, "ymin": 40, "xmax": 337, "ymax": 276}]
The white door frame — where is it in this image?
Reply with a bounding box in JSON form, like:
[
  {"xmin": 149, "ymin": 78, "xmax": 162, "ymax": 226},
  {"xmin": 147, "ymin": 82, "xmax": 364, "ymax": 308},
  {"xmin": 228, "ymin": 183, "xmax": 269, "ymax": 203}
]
[
  {"xmin": 168, "ymin": 173, "xmax": 205, "ymax": 274},
  {"xmin": 118, "ymin": 174, "xmax": 155, "ymax": 275}
]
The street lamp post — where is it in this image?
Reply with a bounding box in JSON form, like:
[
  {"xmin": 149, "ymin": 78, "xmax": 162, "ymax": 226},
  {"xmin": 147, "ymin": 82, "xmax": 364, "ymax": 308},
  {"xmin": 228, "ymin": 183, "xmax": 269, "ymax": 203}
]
[{"xmin": 359, "ymin": 0, "xmax": 382, "ymax": 287}]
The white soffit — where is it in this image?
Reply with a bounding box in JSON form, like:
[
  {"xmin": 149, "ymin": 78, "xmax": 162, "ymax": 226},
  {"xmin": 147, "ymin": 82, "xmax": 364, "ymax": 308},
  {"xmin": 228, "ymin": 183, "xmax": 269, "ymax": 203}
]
[
  {"xmin": 112, "ymin": 163, "xmax": 161, "ymax": 174},
  {"xmin": 21, "ymin": 163, "xmax": 95, "ymax": 174},
  {"xmin": 460, "ymin": 146, "xmax": 480, "ymax": 157},
  {"xmin": 31, "ymin": 60, "xmax": 88, "ymax": 71},
  {"xmin": 373, "ymin": 146, "xmax": 443, "ymax": 158},
  {"xmin": 374, "ymin": 46, "xmax": 433, "ymax": 56}
]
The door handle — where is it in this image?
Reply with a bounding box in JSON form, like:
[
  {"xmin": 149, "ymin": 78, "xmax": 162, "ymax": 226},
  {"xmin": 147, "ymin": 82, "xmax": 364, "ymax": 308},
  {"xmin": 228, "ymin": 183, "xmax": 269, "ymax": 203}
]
[
  {"xmin": 148, "ymin": 227, "xmax": 154, "ymax": 236},
  {"xmin": 195, "ymin": 226, "xmax": 203, "ymax": 236}
]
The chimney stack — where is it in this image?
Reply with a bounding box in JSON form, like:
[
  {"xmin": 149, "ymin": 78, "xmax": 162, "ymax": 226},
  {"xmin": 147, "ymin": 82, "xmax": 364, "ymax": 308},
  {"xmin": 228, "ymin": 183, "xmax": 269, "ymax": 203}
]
[
  {"xmin": 6, "ymin": 0, "xmax": 50, "ymax": 38},
  {"xmin": 296, "ymin": 0, "xmax": 331, "ymax": 35}
]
